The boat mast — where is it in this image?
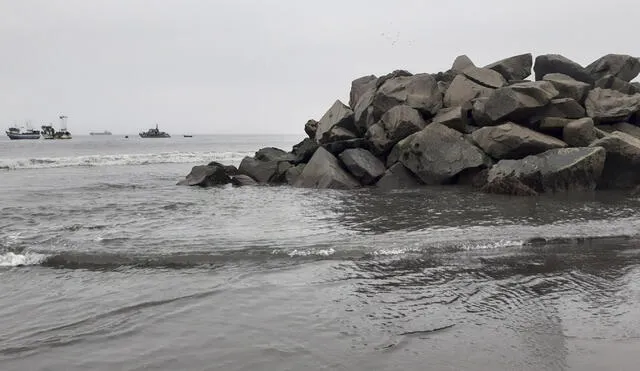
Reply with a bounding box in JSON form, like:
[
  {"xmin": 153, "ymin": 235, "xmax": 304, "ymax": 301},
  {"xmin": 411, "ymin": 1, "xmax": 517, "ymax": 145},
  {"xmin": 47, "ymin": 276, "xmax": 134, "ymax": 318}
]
[{"xmin": 59, "ymin": 115, "xmax": 68, "ymax": 131}]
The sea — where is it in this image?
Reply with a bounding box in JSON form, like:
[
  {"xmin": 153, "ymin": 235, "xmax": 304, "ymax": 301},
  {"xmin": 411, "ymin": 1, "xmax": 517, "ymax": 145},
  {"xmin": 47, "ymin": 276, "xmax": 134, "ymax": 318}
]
[{"xmin": 1, "ymin": 134, "xmax": 639, "ymax": 371}]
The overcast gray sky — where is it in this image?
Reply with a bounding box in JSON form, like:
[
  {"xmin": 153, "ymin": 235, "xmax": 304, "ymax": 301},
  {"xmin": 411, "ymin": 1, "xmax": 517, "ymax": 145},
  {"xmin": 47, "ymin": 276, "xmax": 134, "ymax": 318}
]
[{"xmin": 1, "ymin": 0, "xmax": 638, "ymax": 135}]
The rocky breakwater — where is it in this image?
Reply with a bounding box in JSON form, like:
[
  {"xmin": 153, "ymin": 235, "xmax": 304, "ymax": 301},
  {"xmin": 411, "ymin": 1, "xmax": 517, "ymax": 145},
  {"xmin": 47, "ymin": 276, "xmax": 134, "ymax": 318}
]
[{"xmin": 179, "ymin": 53, "xmax": 640, "ymax": 196}]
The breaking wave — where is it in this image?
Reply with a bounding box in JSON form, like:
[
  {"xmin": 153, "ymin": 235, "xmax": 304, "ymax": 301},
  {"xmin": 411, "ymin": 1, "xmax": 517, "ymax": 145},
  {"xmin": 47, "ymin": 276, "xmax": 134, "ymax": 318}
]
[
  {"xmin": 0, "ymin": 252, "xmax": 48, "ymax": 267},
  {"xmin": 0, "ymin": 151, "xmax": 252, "ymax": 170}
]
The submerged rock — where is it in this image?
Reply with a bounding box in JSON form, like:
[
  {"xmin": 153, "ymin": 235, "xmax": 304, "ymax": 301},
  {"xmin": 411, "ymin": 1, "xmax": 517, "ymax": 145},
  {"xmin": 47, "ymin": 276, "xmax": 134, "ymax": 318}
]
[
  {"xmin": 177, "ymin": 164, "xmax": 232, "ymax": 187},
  {"xmin": 375, "ymin": 163, "xmax": 423, "ymax": 190}
]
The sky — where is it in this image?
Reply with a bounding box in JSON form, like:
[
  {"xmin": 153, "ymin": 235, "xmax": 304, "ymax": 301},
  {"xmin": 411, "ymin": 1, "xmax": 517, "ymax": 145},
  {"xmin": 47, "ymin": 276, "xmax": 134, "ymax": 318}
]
[{"xmin": 1, "ymin": 0, "xmax": 639, "ymax": 135}]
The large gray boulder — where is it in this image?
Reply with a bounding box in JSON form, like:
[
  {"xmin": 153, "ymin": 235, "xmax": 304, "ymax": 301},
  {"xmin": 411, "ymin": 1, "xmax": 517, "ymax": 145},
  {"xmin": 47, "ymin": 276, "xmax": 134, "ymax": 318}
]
[
  {"xmin": 542, "ymin": 73, "xmax": 591, "ymax": 103},
  {"xmin": 612, "ymin": 122, "xmax": 640, "ymax": 139},
  {"xmin": 594, "ymin": 75, "xmax": 639, "ymax": 95},
  {"xmin": 339, "ymin": 148, "xmax": 386, "ymax": 185},
  {"xmin": 462, "ymin": 66, "xmax": 507, "ymax": 89},
  {"xmin": 293, "ymin": 147, "xmax": 360, "ymax": 189},
  {"xmin": 366, "ymin": 105, "xmax": 426, "ymax": 155},
  {"xmin": 238, "ymin": 157, "xmax": 280, "ymax": 183},
  {"xmin": 255, "ymin": 147, "xmax": 293, "ymax": 162},
  {"xmin": 291, "ymin": 138, "xmax": 319, "ymax": 164},
  {"xmin": 373, "ymin": 73, "xmax": 443, "ymax": 118},
  {"xmin": 485, "ymin": 53, "xmax": 533, "ymax": 81},
  {"xmin": 375, "ymin": 163, "xmax": 422, "ymax": 190},
  {"xmin": 432, "ymin": 106, "xmax": 467, "ymax": 132},
  {"xmin": 315, "ymin": 100, "xmax": 356, "ymax": 144},
  {"xmin": 486, "ymin": 147, "xmax": 606, "ymax": 194},
  {"xmin": 585, "ymin": 54, "xmax": 640, "ymax": 82},
  {"xmin": 471, "ymin": 122, "xmax": 567, "ymax": 160},
  {"xmin": 483, "ymin": 81, "xmax": 559, "ymax": 123},
  {"xmin": 542, "ymin": 98, "xmax": 586, "ymax": 119},
  {"xmin": 321, "ymin": 126, "xmax": 358, "ymax": 143},
  {"xmin": 353, "ymin": 87, "xmax": 377, "ymax": 132},
  {"xmin": 585, "ymin": 88, "xmax": 640, "ymax": 123},
  {"xmin": 285, "ymin": 164, "xmax": 305, "ymax": 185},
  {"xmin": 322, "ymin": 138, "xmax": 368, "ymax": 156},
  {"xmin": 177, "ymin": 164, "xmax": 232, "ymax": 187},
  {"xmin": 562, "ymin": 118, "xmax": 599, "ymax": 147},
  {"xmin": 452, "ymin": 55, "xmax": 475, "ymax": 72},
  {"xmin": 534, "ymin": 54, "xmax": 593, "ymax": 83},
  {"xmin": 230, "ymin": 174, "xmax": 258, "ymax": 187},
  {"xmin": 444, "ymin": 74, "xmax": 494, "ymax": 107},
  {"xmin": 349, "ymin": 75, "xmax": 377, "ymax": 109},
  {"xmin": 590, "ymin": 131, "xmax": 640, "ymax": 189},
  {"xmin": 392, "ymin": 123, "xmax": 492, "ymax": 184}
]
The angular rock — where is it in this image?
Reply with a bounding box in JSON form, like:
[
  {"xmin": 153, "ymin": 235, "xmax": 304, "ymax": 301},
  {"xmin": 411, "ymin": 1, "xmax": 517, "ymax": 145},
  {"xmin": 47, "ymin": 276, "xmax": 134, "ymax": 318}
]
[
  {"xmin": 304, "ymin": 119, "xmax": 318, "ymax": 140},
  {"xmin": 612, "ymin": 122, "xmax": 640, "ymax": 139},
  {"xmin": 291, "ymin": 138, "xmax": 319, "ymax": 164},
  {"xmin": 353, "ymin": 87, "xmax": 377, "ymax": 132},
  {"xmin": 293, "ymin": 147, "xmax": 360, "ymax": 189},
  {"xmin": 230, "ymin": 174, "xmax": 258, "ymax": 186},
  {"xmin": 434, "ymin": 70, "xmax": 458, "ymax": 84},
  {"xmin": 238, "ymin": 157, "xmax": 280, "ymax": 184},
  {"xmin": 471, "ymin": 122, "xmax": 567, "ymax": 160},
  {"xmin": 542, "ymin": 73, "xmax": 591, "ymax": 103},
  {"xmin": 207, "ymin": 162, "xmax": 238, "ymax": 176},
  {"xmin": 462, "ymin": 66, "xmax": 507, "ymax": 89},
  {"xmin": 585, "ymin": 88, "xmax": 640, "ymax": 123},
  {"xmin": 349, "ymin": 75, "xmax": 377, "ymax": 109},
  {"xmin": 534, "ymin": 54, "xmax": 593, "ymax": 83},
  {"xmin": 562, "ymin": 118, "xmax": 599, "ymax": 147},
  {"xmin": 315, "ymin": 100, "xmax": 356, "ymax": 144},
  {"xmin": 452, "ymin": 55, "xmax": 475, "ymax": 72},
  {"xmin": 471, "ymin": 97, "xmax": 493, "ymax": 127},
  {"xmin": 486, "ymin": 147, "xmax": 606, "ymax": 193},
  {"xmin": 366, "ymin": 105, "xmax": 426, "ymax": 155},
  {"xmin": 177, "ymin": 164, "xmax": 231, "ymax": 187},
  {"xmin": 285, "ymin": 164, "xmax": 306, "ymax": 185},
  {"xmin": 538, "ymin": 117, "xmax": 573, "ymax": 133},
  {"xmin": 373, "ymin": 74, "xmax": 442, "ymax": 118},
  {"xmin": 392, "ymin": 123, "xmax": 492, "ymax": 184},
  {"xmin": 482, "ymin": 177, "xmax": 539, "ymax": 196},
  {"xmin": 585, "ymin": 54, "xmax": 640, "ymax": 82},
  {"xmin": 375, "ymin": 70, "xmax": 413, "ymax": 89},
  {"xmin": 322, "ymin": 138, "xmax": 368, "ymax": 156},
  {"xmin": 594, "ymin": 75, "xmax": 639, "ymax": 95},
  {"xmin": 444, "ymin": 74, "xmax": 495, "ymax": 108},
  {"xmin": 375, "ymin": 163, "xmax": 422, "ymax": 190},
  {"xmin": 483, "ymin": 81, "xmax": 559, "ymax": 123},
  {"xmin": 338, "ymin": 148, "xmax": 386, "ymax": 185},
  {"xmin": 590, "ymin": 131, "xmax": 640, "ymax": 188},
  {"xmin": 485, "ymin": 53, "xmax": 533, "ymax": 81},
  {"xmin": 542, "ymin": 98, "xmax": 586, "ymax": 119},
  {"xmin": 255, "ymin": 147, "xmax": 292, "ymax": 162},
  {"xmin": 432, "ymin": 106, "xmax": 467, "ymax": 132},
  {"xmin": 321, "ymin": 126, "xmax": 358, "ymax": 144}
]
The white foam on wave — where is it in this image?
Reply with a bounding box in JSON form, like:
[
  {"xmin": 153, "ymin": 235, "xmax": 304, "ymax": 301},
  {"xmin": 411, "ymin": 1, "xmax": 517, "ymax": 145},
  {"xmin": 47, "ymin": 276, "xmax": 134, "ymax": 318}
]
[
  {"xmin": 0, "ymin": 252, "xmax": 48, "ymax": 267},
  {"xmin": 285, "ymin": 248, "xmax": 336, "ymax": 257},
  {"xmin": 0, "ymin": 151, "xmax": 253, "ymax": 170},
  {"xmin": 459, "ymin": 239, "xmax": 524, "ymax": 251}
]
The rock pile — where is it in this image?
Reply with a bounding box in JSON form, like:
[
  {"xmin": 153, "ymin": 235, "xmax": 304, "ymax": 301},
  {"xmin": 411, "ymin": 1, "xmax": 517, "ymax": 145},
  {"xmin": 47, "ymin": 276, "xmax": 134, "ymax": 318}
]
[{"xmin": 179, "ymin": 53, "xmax": 640, "ymax": 195}]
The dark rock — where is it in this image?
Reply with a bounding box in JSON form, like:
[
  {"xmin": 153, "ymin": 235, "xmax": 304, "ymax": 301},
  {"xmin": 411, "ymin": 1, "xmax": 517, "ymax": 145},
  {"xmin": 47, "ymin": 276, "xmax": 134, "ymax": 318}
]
[
  {"xmin": 471, "ymin": 122, "xmax": 567, "ymax": 160},
  {"xmin": 321, "ymin": 126, "xmax": 358, "ymax": 144},
  {"xmin": 391, "ymin": 123, "xmax": 492, "ymax": 184},
  {"xmin": 177, "ymin": 164, "xmax": 231, "ymax": 187},
  {"xmin": 230, "ymin": 174, "xmax": 258, "ymax": 186},
  {"xmin": 444, "ymin": 74, "xmax": 494, "ymax": 108},
  {"xmin": 585, "ymin": 88, "xmax": 640, "ymax": 123},
  {"xmin": 542, "ymin": 73, "xmax": 591, "ymax": 103},
  {"xmin": 255, "ymin": 147, "xmax": 292, "ymax": 162},
  {"xmin": 462, "ymin": 66, "xmax": 507, "ymax": 89},
  {"xmin": 471, "ymin": 97, "xmax": 493, "ymax": 127},
  {"xmin": 486, "ymin": 147, "xmax": 606, "ymax": 193},
  {"xmin": 538, "ymin": 117, "xmax": 573, "ymax": 133},
  {"xmin": 594, "ymin": 75, "xmax": 639, "ymax": 95},
  {"xmin": 366, "ymin": 105, "xmax": 426, "ymax": 155},
  {"xmin": 612, "ymin": 122, "xmax": 640, "ymax": 140},
  {"xmin": 375, "ymin": 70, "xmax": 413, "ymax": 89},
  {"xmin": 458, "ymin": 167, "xmax": 489, "ymax": 188},
  {"xmin": 353, "ymin": 87, "xmax": 377, "ymax": 132},
  {"xmin": 373, "ymin": 74, "xmax": 443, "ymax": 118},
  {"xmin": 534, "ymin": 54, "xmax": 593, "ymax": 83},
  {"xmin": 434, "ymin": 69, "xmax": 458, "ymax": 84},
  {"xmin": 207, "ymin": 162, "xmax": 239, "ymax": 176},
  {"xmin": 285, "ymin": 164, "xmax": 306, "ymax": 185},
  {"xmin": 291, "ymin": 138, "xmax": 319, "ymax": 164},
  {"xmin": 349, "ymin": 75, "xmax": 377, "ymax": 109},
  {"xmin": 432, "ymin": 106, "xmax": 467, "ymax": 132},
  {"xmin": 562, "ymin": 118, "xmax": 599, "ymax": 147},
  {"xmin": 542, "ymin": 98, "xmax": 586, "ymax": 119},
  {"xmin": 483, "ymin": 81, "xmax": 559, "ymax": 123},
  {"xmin": 273, "ymin": 161, "xmax": 293, "ymax": 183},
  {"xmin": 322, "ymin": 138, "xmax": 369, "ymax": 156},
  {"xmin": 452, "ymin": 55, "xmax": 475, "ymax": 72},
  {"xmin": 585, "ymin": 54, "xmax": 640, "ymax": 82},
  {"xmin": 238, "ymin": 157, "xmax": 280, "ymax": 184},
  {"xmin": 293, "ymin": 147, "xmax": 360, "ymax": 189},
  {"xmin": 338, "ymin": 148, "xmax": 386, "ymax": 185},
  {"xmin": 590, "ymin": 131, "xmax": 640, "ymax": 189},
  {"xmin": 315, "ymin": 100, "xmax": 356, "ymax": 144},
  {"xmin": 375, "ymin": 163, "xmax": 422, "ymax": 190},
  {"xmin": 482, "ymin": 177, "xmax": 539, "ymax": 196},
  {"xmin": 304, "ymin": 119, "xmax": 318, "ymax": 140},
  {"xmin": 485, "ymin": 53, "xmax": 533, "ymax": 81}
]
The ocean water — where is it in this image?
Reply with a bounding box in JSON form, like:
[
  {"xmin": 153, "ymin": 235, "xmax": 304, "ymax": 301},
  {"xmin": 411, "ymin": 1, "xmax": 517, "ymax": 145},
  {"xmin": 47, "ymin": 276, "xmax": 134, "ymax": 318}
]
[{"xmin": 1, "ymin": 134, "xmax": 640, "ymax": 371}]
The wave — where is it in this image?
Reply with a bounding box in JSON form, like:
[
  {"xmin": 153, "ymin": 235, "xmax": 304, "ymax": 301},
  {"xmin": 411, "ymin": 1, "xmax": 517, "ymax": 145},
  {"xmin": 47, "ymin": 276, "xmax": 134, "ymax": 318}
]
[
  {"xmin": 0, "ymin": 151, "xmax": 252, "ymax": 170},
  {"xmin": 0, "ymin": 252, "xmax": 48, "ymax": 267}
]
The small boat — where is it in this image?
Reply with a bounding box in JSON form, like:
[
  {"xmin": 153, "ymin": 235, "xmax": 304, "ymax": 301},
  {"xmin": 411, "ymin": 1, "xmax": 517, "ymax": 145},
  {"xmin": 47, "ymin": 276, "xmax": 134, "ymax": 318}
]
[
  {"xmin": 124, "ymin": 135, "xmax": 129, "ymax": 139},
  {"xmin": 41, "ymin": 115, "xmax": 72, "ymax": 140},
  {"xmin": 139, "ymin": 124, "xmax": 170, "ymax": 138},
  {"xmin": 6, "ymin": 125, "xmax": 41, "ymax": 140},
  {"xmin": 90, "ymin": 130, "xmax": 112, "ymax": 136},
  {"xmin": 183, "ymin": 135, "xmax": 193, "ymax": 138}
]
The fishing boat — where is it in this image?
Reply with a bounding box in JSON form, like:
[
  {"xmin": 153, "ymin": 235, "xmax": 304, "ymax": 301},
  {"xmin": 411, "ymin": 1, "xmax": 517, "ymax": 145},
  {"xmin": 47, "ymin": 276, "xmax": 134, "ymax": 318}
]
[
  {"xmin": 90, "ymin": 130, "xmax": 112, "ymax": 136},
  {"xmin": 41, "ymin": 115, "xmax": 72, "ymax": 140},
  {"xmin": 5, "ymin": 124, "xmax": 41, "ymax": 140},
  {"xmin": 139, "ymin": 124, "xmax": 170, "ymax": 138}
]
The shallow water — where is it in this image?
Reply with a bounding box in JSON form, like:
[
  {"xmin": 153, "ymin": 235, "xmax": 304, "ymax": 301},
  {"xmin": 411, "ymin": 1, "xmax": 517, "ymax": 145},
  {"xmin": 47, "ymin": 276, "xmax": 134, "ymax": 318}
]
[{"xmin": 1, "ymin": 134, "xmax": 639, "ymax": 370}]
